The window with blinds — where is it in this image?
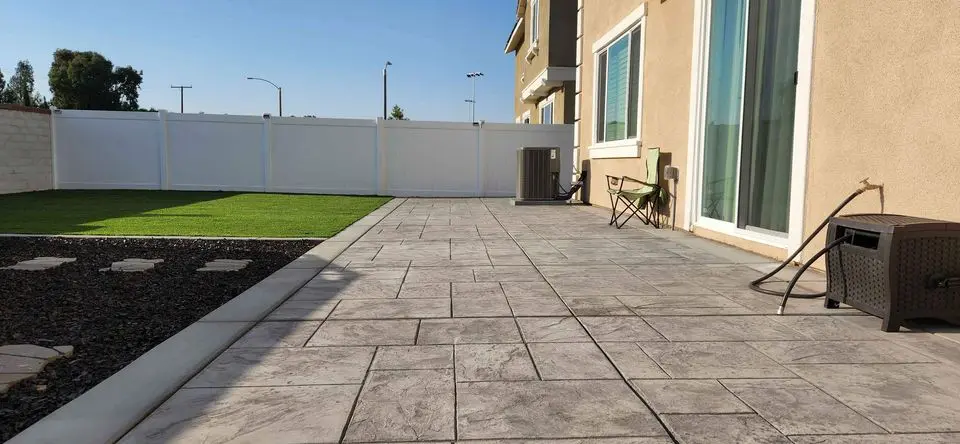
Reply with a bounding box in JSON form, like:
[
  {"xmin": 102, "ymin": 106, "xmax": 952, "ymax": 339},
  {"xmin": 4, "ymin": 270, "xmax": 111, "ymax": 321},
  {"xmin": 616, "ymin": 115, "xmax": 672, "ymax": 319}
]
[{"xmin": 596, "ymin": 24, "xmax": 643, "ymax": 142}]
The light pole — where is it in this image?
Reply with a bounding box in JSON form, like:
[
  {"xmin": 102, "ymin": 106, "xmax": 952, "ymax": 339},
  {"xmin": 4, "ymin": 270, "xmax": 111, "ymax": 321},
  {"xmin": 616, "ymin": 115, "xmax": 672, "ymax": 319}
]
[
  {"xmin": 464, "ymin": 99, "xmax": 474, "ymax": 122},
  {"xmin": 383, "ymin": 61, "xmax": 392, "ymax": 119},
  {"xmin": 466, "ymin": 72, "xmax": 484, "ymax": 122},
  {"xmin": 170, "ymin": 85, "xmax": 192, "ymax": 113},
  {"xmin": 246, "ymin": 77, "xmax": 282, "ymax": 116}
]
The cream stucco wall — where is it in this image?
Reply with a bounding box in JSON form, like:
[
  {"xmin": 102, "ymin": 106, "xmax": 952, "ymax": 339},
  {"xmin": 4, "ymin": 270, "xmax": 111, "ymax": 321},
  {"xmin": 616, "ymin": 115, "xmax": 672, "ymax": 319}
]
[
  {"xmin": 578, "ymin": 0, "xmax": 694, "ymax": 229},
  {"xmin": 802, "ymin": 0, "xmax": 960, "ymax": 265},
  {"xmin": 0, "ymin": 106, "xmax": 53, "ymax": 194},
  {"xmin": 512, "ymin": 0, "xmax": 576, "ymax": 124}
]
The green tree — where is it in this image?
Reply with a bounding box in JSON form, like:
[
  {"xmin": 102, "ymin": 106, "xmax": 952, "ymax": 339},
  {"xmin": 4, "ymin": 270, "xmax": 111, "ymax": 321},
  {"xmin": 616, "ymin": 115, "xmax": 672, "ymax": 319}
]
[
  {"xmin": 112, "ymin": 65, "xmax": 143, "ymax": 110},
  {"xmin": 388, "ymin": 104, "xmax": 408, "ymax": 120},
  {"xmin": 48, "ymin": 49, "xmax": 143, "ymax": 110},
  {"xmin": 0, "ymin": 68, "xmax": 12, "ymax": 104},
  {"xmin": 7, "ymin": 60, "xmax": 36, "ymax": 106}
]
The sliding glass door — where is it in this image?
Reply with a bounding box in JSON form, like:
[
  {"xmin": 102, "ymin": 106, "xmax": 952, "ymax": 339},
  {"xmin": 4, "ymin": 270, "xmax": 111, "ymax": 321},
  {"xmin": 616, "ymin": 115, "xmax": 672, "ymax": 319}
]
[{"xmin": 700, "ymin": 0, "xmax": 801, "ymax": 234}]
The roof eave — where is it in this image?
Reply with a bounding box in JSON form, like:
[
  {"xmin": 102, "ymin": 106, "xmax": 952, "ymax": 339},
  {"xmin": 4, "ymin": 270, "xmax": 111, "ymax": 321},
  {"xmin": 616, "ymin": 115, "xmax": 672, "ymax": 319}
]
[{"xmin": 504, "ymin": 16, "xmax": 525, "ymax": 54}]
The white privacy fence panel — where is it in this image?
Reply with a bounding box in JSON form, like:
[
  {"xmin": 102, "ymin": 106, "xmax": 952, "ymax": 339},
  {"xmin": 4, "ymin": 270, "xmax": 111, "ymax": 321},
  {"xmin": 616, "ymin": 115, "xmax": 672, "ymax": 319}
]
[
  {"xmin": 270, "ymin": 118, "xmax": 378, "ymax": 194},
  {"xmin": 480, "ymin": 123, "xmax": 574, "ymax": 197},
  {"xmin": 55, "ymin": 111, "xmax": 162, "ymax": 189},
  {"xmin": 52, "ymin": 110, "xmax": 573, "ymax": 197},
  {"xmin": 167, "ymin": 114, "xmax": 265, "ymax": 191},
  {"xmin": 382, "ymin": 120, "xmax": 480, "ymax": 197}
]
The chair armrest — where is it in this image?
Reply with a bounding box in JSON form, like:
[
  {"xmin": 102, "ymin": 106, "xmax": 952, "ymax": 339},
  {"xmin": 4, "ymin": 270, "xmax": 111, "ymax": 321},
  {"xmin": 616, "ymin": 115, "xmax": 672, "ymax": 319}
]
[
  {"xmin": 622, "ymin": 176, "xmax": 659, "ymax": 188},
  {"xmin": 605, "ymin": 175, "xmax": 626, "ymax": 192}
]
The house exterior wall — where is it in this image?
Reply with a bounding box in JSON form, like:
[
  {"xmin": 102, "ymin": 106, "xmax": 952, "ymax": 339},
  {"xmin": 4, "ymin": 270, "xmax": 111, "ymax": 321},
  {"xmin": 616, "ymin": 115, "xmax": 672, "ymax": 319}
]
[
  {"xmin": 548, "ymin": 0, "xmax": 577, "ymax": 67},
  {"xmin": 0, "ymin": 106, "xmax": 53, "ymax": 194},
  {"xmin": 577, "ymin": 0, "xmax": 694, "ymax": 231},
  {"xmin": 800, "ymin": 0, "xmax": 960, "ymax": 264},
  {"xmin": 512, "ymin": 0, "xmax": 577, "ymax": 124},
  {"xmin": 524, "ymin": 0, "xmax": 960, "ymax": 267}
]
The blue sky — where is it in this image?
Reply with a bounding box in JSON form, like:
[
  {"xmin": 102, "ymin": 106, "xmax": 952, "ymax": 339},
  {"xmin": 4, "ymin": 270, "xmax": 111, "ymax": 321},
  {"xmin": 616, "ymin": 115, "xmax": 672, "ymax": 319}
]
[{"xmin": 0, "ymin": 0, "xmax": 518, "ymax": 121}]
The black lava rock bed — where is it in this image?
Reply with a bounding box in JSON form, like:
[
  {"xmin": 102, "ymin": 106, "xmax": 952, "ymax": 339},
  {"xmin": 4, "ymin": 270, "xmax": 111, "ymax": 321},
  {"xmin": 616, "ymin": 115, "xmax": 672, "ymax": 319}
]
[{"xmin": 0, "ymin": 236, "xmax": 317, "ymax": 441}]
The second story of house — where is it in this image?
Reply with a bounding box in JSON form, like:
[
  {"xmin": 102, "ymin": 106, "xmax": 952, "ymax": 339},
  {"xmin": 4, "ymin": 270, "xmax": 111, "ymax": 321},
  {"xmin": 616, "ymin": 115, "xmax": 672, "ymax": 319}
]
[{"xmin": 505, "ymin": 0, "xmax": 577, "ymax": 124}]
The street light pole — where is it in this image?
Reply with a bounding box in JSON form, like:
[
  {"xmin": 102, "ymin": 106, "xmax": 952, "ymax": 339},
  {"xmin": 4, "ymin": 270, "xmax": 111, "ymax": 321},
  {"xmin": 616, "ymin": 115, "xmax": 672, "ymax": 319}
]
[
  {"xmin": 464, "ymin": 99, "xmax": 475, "ymax": 123},
  {"xmin": 245, "ymin": 77, "xmax": 282, "ymax": 116},
  {"xmin": 466, "ymin": 72, "xmax": 484, "ymax": 123},
  {"xmin": 383, "ymin": 61, "xmax": 392, "ymax": 119},
  {"xmin": 170, "ymin": 85, "xmax": 192, "ymax": 113}
]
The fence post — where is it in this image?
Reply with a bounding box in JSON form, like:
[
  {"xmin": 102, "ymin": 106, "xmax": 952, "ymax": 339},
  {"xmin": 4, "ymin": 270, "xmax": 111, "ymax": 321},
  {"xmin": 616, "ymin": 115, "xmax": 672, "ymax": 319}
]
[
  {"xmin": 261, "ymin": 114, "xmax": 273, "ymax": 192},
  {"xmin": 49, "ymin": 108, "xmax": 59, "ymax": 189},
  {"xmin": 476, "ymin": 123, "xmax": 484, "ymax": 197},
  {"xmin": 376, "ymin": 118, "xmax": 388, "ymax": 195},
  {"xmin": 157, "ymin": 110, "xmax": 170, "ymax": 190}
]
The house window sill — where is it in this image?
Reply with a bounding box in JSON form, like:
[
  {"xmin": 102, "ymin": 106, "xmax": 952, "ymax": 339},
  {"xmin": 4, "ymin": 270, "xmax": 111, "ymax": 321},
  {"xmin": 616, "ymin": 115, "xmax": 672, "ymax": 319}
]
[
  {"xmin": 588, "ymin": 139, "xmax": 641, "ymax": 158},
  {"xmin": 525, "ymin": 43, "xmax": 539, "ymax": 62}
]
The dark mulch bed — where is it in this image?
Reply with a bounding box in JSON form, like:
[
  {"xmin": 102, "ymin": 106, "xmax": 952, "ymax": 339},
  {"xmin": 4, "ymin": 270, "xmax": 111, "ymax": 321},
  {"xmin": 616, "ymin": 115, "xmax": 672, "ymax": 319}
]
[{"xmin": 0, "ymin": 236, "xmax": 317, "ymax": 441}]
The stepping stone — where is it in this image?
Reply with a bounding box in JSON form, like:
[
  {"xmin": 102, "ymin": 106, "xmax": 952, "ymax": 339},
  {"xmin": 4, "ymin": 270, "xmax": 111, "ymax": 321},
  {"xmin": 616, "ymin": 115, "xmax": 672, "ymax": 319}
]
[
  {"xmin": 0, "ymin": 374, "xmax": 33, "ymax": 394},
  {"xmin": 0, "ymin": 354, "xmax": 48, "ymax": 374},
  {"xmin": 2, "ymin": 257, "xmax": 76, "ymax": 271},
  {"xmin": 0, "ymin": 344, "xmax": 61, "ymax": 361},
  {"xmin": 197, "ymin": 259, "xmax": 252, "ymax": 272},
  {"xmin": 100, "ymin": 258, "xmax": 164, "ymax": 272},
  {"xmin": 0, "ymin": 344, "xmax": 74, "ymax": 393}
]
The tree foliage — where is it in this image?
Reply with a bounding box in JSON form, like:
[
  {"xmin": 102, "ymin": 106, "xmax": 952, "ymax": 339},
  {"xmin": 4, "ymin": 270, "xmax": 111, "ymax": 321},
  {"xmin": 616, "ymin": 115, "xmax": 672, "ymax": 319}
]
[
  {"xmin": 48, "ymin": 49, "xmax": 143, "ymax": 111},
  {"xmin": 2, "ymin": 60, "xmax": 37, "ymax": 106},
  {"xmin": 0, "ymin": 68, "xmax": 11, "ymax": 104},
  {"xmin": 388, "ymin": 104, "xmax": 408, "ymax": 120}
]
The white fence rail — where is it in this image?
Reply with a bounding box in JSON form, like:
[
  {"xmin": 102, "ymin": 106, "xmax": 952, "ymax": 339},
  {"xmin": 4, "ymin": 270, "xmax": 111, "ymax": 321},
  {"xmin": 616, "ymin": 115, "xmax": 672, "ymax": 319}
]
[{"xmin": 52, "ymin": 110, "xmax": 573, "ymax": 197}]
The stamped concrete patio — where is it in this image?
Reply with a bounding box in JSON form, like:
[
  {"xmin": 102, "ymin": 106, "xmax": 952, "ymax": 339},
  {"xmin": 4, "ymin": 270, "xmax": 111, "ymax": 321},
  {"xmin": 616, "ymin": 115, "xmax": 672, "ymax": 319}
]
[{"xmin": 119, "ymin": 198, "xmax": 960, "ymax": 443}]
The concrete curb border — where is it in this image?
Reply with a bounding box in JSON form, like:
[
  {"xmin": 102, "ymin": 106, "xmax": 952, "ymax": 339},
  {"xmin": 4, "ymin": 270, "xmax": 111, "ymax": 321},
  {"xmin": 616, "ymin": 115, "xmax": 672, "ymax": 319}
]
[
  {"xmin": 8, "ymin": 198, "xmax": 406, "ymax": 444},
  {"xmin": 0, "ymin": 233, "xmax": 328, "ymax": 241}
]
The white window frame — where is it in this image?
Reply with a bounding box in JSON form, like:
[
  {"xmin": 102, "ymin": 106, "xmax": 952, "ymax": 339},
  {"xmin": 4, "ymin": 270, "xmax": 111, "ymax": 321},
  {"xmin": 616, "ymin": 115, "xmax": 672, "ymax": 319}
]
[
  {"xmin": 526, "ymin": 0, "xmax": 541, "ymax": 61},
  {"xmin": 521, "ymin": 110, "xmax": 531, "ymax": 124},
  {"xmin": 538, "ymin": 93, "xmax": 555, "ymax": 124},
  {"xmin": 531, "ymin": 0, "xmax": 540, "ymax": 44},
  {"xmin": 683, "ymin": 0, "xmax": 816, "ymax": 256},
  {"xmin": 589, "ymin": 4, "xmax": 646, "ymax": 159}
]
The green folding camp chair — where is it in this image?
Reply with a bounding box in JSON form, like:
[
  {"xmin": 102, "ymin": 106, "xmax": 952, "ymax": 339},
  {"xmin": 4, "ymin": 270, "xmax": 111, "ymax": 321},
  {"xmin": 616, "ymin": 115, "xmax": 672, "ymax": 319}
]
[{"xmin": 608, "ymin": 147, "xmax": 663, "ymax": 229}]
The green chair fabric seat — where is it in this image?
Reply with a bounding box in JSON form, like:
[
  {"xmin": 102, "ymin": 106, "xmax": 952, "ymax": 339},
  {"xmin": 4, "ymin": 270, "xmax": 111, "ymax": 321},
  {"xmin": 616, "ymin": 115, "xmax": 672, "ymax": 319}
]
[{"xmin": 606, "ymin": 147, "xmax": 663, "ymax": 229}]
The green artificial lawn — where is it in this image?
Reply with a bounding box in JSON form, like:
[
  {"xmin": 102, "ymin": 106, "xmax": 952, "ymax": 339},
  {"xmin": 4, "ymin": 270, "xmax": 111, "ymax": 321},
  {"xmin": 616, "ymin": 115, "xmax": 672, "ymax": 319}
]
[{"xmin": 0, "ymin": 190, "xmax": 391, "ymax": 237}]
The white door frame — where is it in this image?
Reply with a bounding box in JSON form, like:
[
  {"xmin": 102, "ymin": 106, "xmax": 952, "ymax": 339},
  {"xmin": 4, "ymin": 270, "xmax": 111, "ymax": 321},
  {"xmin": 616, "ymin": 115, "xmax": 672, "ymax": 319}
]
[{"xmin": 684, "ymin": 0, "xmax": 817, "ymax": 257}]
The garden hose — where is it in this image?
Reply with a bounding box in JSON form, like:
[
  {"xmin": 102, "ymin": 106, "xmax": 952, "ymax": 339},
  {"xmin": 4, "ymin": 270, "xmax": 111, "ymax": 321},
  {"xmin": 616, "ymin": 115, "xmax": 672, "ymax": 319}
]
[
  {"xmin": 747, "ymin": 178, "xmax": 883, "ymax": 313},
  {"xmin": 776, "ymin": 234, "xmax": 852, "ymax": 315}
]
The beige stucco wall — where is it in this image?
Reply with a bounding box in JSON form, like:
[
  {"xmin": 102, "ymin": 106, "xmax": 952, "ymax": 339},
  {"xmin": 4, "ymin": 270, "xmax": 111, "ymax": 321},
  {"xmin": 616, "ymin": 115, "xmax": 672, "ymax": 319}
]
[
  {"xmin": 513, "ymin": 0, "xmax": 577, "ymax": 123},
  {"xmin": 578, "ymin": 0, "xmax": 694, "ymax": 230},
  {"xmin": 0, "ymin": 106, "xmax": 53, "ymax": 194},
  {"xmin": 513, "ymin": 0, "xmax": 549, "ymax": 121},
  {"xmin": 802, "ymin": 0, "xmax": 960, "ymax": 265}
]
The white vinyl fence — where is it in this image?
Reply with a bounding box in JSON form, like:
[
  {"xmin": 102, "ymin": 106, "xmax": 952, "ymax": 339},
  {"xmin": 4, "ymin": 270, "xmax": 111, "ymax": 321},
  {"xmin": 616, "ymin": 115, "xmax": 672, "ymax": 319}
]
[{"xmin": 52, "ymin": 110, "xmax": 573, "ymax": 197}]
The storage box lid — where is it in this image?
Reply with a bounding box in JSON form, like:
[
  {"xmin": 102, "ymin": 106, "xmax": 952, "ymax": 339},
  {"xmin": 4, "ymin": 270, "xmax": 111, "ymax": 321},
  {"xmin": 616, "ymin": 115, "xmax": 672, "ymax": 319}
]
[{"xmin": 831, "ymin": 214, "xmax": 960, "ymax": 233}]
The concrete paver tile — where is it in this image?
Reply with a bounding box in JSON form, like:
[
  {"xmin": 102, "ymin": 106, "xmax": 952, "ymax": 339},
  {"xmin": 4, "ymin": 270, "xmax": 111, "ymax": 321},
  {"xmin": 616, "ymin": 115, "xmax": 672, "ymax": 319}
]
[
  {"xmin": 187, "ymin": 347, "xmax": 374, "ymax": 387},
  {"xmin": 528, "ymin": 342, "xmax": 619, "ymax": 380},
  {"xmin": 307, "ymin": 320, "xmax": 419, "ymax": 346},
  {"xmin": 457, "ymin": 380, "xmax": 667, "ymax": 439},
  {"xmin": 456, "ymin": 344, "xmax": 538, "ymax": 382},
  {"xmin": 118, "ymin": 385, "xmax": 359, "ymax": 444},
  {"xmin": 418, "ymin": 318, "xmax": 522, "ymax": 344},
  {"xmin": 344, "ymin": 369, "xmax": 455, "ymax": 442}
]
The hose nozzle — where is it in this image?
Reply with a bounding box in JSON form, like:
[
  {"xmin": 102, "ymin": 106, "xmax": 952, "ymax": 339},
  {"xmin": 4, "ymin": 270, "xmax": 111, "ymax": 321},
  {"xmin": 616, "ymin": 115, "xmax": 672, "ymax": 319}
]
[{"xmin": 859, "ymin": 177, "xmax": 883, "ymax": 192}]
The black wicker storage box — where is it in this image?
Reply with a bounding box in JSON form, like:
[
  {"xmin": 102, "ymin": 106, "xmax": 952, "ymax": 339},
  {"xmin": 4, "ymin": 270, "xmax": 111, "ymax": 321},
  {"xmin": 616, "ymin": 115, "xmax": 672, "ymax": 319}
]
[{"xmin": 825, "ymin": 214, "xmax": 960, "ymax": 331}]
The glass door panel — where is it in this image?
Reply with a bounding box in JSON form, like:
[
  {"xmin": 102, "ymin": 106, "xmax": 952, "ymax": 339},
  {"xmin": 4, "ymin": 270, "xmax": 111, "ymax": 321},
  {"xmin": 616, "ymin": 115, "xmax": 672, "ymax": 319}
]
[
  {"xmin": 740, "ymin": 0, "xmax": 801, "ymax": 233},
  {"xmin": 700, "ymin": 0, "xmax": 747, "ymax": 223},
  {"xmin": 699, "ymin": 0, "xmax": 801, "ymax": 234}
]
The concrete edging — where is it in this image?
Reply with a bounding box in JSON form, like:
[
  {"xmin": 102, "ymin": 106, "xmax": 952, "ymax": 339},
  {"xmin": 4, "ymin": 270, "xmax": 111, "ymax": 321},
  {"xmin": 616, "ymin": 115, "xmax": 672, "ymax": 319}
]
[
  {"xmin": 7, "ymin": 198, "xmax": 405, "ymax": 444},
  {"xmin": 0, "ymin": 233, "xmax": 328, "ymax": 241}
]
